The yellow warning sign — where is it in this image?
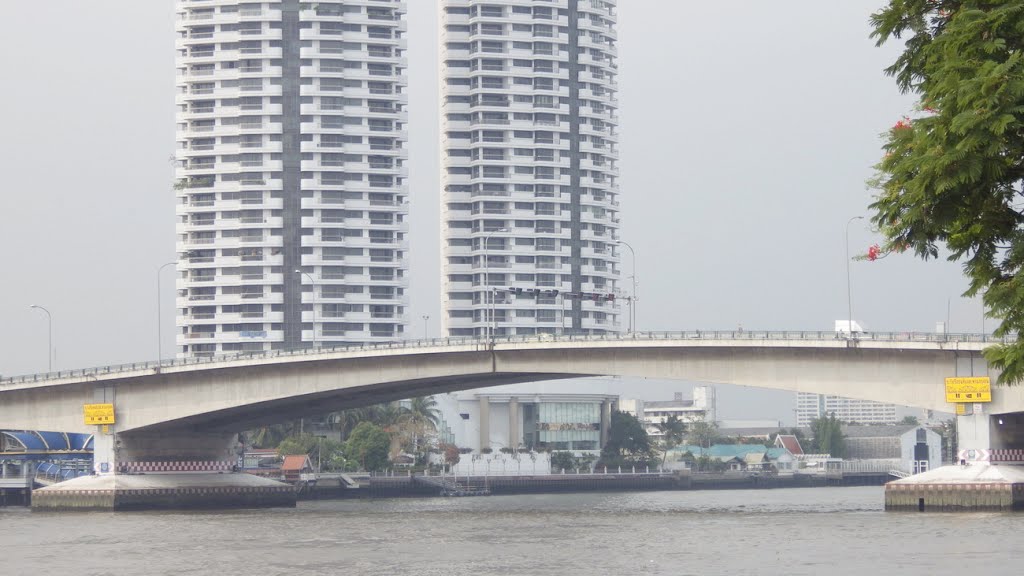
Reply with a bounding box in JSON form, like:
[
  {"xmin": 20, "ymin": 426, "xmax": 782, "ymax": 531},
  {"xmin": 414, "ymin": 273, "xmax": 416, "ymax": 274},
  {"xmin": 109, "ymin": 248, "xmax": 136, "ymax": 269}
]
[
  {"xmin": 83, "ymin": 403, "xmax": 116, "ymax": 425},
  {"xmin": 945, "ymin": 377, "xmax": 992, "ymax": 403}
]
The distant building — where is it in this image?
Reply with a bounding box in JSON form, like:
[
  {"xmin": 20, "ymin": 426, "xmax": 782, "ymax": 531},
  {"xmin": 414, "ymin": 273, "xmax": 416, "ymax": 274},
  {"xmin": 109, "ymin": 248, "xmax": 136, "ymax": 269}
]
[
  {"xmin": 622, "ymin": 387, "xmax": 717, "ymax": 438},
  {"xmin": 842, "ymin": 425, "xmax": 942, "ymax": 473},
  {"xmin": 774, "ymin": 434, "xmax": 804, "ymax": 456},
  {"xmin": 436, "ymin": 392, "xmax": 618, "ymax": 453},
  {"xmin": 795, "ymin": 392, "xmax": 902, "ymax": 426}
]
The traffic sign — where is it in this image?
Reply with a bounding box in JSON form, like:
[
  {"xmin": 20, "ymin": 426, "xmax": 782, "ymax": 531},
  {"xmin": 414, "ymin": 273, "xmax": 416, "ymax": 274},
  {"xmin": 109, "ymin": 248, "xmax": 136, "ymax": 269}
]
[
  {"xmin": 83, "ymin": 403, "xmax": 115, "ymax": 425},
  {"xmin": 944, "ymin": 377, "xmax": 992, "ymax": 403}
]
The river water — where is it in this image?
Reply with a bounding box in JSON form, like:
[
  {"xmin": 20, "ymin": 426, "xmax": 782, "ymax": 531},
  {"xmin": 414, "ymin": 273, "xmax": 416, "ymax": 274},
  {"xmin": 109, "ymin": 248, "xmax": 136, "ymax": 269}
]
[{"xmin": 2, "ymin": 487, "xmax": 1022, "ymax": 575}]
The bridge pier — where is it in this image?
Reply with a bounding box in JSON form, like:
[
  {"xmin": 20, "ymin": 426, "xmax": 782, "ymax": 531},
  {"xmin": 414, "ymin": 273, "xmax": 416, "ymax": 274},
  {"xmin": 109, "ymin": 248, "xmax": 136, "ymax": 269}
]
[{"xmin": 33, "ymin": 430, "xmax": 295, "ymax": 511}]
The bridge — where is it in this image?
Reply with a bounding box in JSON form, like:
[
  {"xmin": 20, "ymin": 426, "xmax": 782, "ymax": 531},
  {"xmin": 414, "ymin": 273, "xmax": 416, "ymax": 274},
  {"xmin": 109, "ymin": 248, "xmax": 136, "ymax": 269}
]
[{"xmin": 0, "ymin": 330, "xmax": 1018, "ymax": 477}]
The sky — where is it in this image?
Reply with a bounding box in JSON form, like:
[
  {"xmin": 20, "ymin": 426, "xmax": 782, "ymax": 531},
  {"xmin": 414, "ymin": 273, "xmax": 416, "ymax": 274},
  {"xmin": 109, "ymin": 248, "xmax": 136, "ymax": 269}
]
[{"xmin": 0, "ymin": 1, "xmax": 977, "ymax": 424}]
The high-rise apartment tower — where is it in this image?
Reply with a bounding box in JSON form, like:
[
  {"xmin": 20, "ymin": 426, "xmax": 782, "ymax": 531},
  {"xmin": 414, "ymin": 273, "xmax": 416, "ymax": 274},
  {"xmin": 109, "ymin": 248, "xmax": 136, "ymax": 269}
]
[
  {"xmin": 174, "ymin": 1, "xmax": 409, "ymax": 357},
  {"xmin": 440, "ymin": 0, "xmax": 622, "ymax": 337}
]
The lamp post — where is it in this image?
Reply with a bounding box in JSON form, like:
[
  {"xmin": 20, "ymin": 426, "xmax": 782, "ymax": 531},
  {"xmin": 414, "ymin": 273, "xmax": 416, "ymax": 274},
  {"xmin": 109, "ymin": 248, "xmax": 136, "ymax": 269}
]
[
  {"xmin": 845, "ymin": 216, "xmax": 864, "ymax": 338},
  {"xmin": 422, "ymin": 314, "xmax": 430, "ymax": 339},
  {"xmin": 29, "ymin": 305, "xmax": 53, "ymax": 372},
  {"xmin": 295, "ymin": 269, "xmax": 317, "ymax": 349},
  {"xmin": 483, "ymin": 228, "xmax": 508, "ymax": 343},
  {"xmin": 616, "ymin": 240, "xmax": 637, "ymax": 333},
  {"xmin": 157, "ymin": 261, "xmax": 176, "ymax": 362}
]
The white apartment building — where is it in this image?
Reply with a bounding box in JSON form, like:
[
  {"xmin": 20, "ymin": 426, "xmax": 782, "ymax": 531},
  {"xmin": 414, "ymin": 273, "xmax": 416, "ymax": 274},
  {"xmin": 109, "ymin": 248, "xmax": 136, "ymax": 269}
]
[
  {"xmin": 621, "ymin": 387, "xmax": 718, "ymax": 439},
  {"xmin": 440, "ymin": 0, "xmax": 622, "ymax": 337},
  {"xmin": 795, "ymin": 392, "xmax": 900, "ymax": 427},
  {"xmin": 174, "ymin": 0, "xmax": 409, "ymax": 356}
]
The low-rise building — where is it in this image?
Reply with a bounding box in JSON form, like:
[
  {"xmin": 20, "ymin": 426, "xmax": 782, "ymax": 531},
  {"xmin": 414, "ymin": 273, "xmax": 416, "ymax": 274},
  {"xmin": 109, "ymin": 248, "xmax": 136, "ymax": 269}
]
[{"xmin": 621, "ymin": 387, "xmax": 717, "ymax": 439}]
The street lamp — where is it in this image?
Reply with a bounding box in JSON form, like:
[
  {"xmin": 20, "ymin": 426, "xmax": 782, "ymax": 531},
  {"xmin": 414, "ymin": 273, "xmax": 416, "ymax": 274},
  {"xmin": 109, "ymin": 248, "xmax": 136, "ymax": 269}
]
[
  {"xmin": 845, "ymin": 216, "xmax": 864, "ymax": 338},
  {"xmin": 157, "ymin": 261, "xmax": 176, "ymax": 362},
  {"xmin": 29, "ymin": 305, "xmax": 53, "ymax": 372},
  {"xmin": 483, "ymin": 228, "xmax": 509, "ymax": 343},
  {"xmin": 616, "ymin": 240, "xmax": 637, "ymax": 333},
  {"xmin": 295, "ymin": 269, "xmax": 318, "ymax": 349},
  {"xmin": 422, "ymin": 314, "xmax": 430, "ymax": 339}
]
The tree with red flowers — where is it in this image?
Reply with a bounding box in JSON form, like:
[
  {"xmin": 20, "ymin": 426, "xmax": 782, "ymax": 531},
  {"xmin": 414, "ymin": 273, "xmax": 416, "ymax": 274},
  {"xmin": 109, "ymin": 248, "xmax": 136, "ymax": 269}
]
[{"xmin": 870, "ymin": 0, "xmax": 1024, "ymax": 383}]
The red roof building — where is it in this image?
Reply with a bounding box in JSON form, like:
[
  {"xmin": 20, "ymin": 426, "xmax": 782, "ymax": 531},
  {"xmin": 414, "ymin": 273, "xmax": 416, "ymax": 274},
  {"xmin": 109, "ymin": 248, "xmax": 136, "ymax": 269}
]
[{"xmin": 775, "ymin": 435, "xmax": 804, "ymax": 456}]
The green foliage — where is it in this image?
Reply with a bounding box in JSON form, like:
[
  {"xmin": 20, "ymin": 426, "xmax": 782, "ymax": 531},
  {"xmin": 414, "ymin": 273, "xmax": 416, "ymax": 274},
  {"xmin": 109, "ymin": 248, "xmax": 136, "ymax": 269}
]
[
  {"xmin": 654, "ymin": 415, "xmax": 687, "ymax": 467},
  {"xmin": 600, "ymin": 411, "xmax": 654, "ymax": 465},
  {"xmin": 344, "ymin": 422, "xmax": 391, "ymax": 472},
  {"xmin": 900, "ymin": 415, "xmax": 921, "ymax": 425},
  {"xmin": 687, "ymin": 419, "xmax": 722, "ymax": 448},
  {"xmin": 550, "ymin": 451, "xmax": 576, "ymax": 471},
  {"xmin": 869, "ymin": 1, "xmax": 1024, "ymax": 383},
  {"xmin": 809, "ymin": 414, "xmax": 846, "ymax": 458},
  {"xmin": 276, "ymin": 433, "xmax": 346, "ymax": 471}
]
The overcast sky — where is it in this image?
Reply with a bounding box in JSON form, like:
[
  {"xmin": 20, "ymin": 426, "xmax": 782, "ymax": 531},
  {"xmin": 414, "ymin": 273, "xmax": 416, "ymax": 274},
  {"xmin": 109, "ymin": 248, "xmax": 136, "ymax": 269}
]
[{"xmin": 0, "ymin": 1, "xmax": 973, "ymax": 424}]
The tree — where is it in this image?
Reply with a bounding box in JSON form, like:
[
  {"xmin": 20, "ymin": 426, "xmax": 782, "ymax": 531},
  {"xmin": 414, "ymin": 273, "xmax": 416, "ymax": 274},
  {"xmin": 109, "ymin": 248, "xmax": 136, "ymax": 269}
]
[
  {"xmin": 869, "ymin": 1, "xmax": 1024, "ymax": 383},
  {"xmin": 688, "ymin": 419, "xmax": 721, "ymax": 449},
  {"xmin": 248, "ymin": 423, "xmax": 293, "ymax": 449},
  {"xmin": 810, "ymin": 414, "xmax": 846, "ymax": 458},
  {"xmin": 654, "ymin": 415, "xmax": 687, "ymax": 467},
  {"xmin": 600, "ymin": 411, "xmax": 653, "ymax": 465},
  {"xmin": 900, "ymin": 415, "xmax": 921, "ymax": 425},
  {"xmin": 344, "ymin": 422, "xmax": 391, "ymax": 472},
  {"xmin": 550, "ymin": 451, "xmax": 576, "ymax": 472}
]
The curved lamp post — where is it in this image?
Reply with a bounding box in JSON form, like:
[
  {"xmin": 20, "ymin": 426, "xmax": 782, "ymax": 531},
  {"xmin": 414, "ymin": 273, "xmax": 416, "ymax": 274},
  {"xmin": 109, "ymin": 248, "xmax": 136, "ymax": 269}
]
[
  {"xmin": 29, "ymin": 304, "xmax": 53, "ymax": 372},
  {"xmin": 157, "ymin": 261, "xmax": 176, "ymax": 362},
  {"xmin": 845, "ymin": 216, "xmax": 865, "ymax": 338},
  {"xmin": 615, "ymin": 240, "xmax": 637, "ymax": 333},
  {"xmin": 483, "ymin": 228, "xmax": 508, "ymax": 343}
]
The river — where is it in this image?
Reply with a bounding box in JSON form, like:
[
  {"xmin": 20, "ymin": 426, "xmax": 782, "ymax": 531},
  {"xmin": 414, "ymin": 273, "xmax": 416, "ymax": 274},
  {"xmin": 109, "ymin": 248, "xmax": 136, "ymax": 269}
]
[{"xmin": 2, "ymin": 487, "xmax": 1022, "ymax": 575}]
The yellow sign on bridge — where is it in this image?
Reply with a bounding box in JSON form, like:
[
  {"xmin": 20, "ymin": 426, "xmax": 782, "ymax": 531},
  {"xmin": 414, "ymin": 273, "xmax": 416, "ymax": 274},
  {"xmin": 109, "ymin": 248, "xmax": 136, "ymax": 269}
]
[
  {"xmin": 944, "ymin": 377, "xmax": 992, "ymax": 403},
  {"xmin": 83, "ymin": 403, "xmax": 116, "ymax": 425}
]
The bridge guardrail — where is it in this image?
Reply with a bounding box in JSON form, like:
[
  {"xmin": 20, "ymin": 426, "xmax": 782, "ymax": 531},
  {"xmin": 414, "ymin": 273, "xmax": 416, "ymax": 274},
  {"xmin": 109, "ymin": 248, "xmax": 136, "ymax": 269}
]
[{"xmin": 1, "ymin": 330, "xmax": 1012, "ymax": 386}]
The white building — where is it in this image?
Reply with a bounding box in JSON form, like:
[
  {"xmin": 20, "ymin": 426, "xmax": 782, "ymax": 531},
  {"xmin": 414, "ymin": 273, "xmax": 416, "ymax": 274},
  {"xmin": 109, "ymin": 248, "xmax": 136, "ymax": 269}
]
[
  {"xmin": 174, "ymin": 1, "xmax": 409, "ymax": 357},
  {"xmin": 795, "ymin": 392, "xmax": 906, "ymax": 427},
  {"xmin": 435, "ymin": 391, "xmax": 618, "ymax": 453},
  {"xmin": 439, "ymin": 0, "xmax": 623, "ymax": 338},
  {"xmin": 622, "ymin": 387, "xmax": 717, "ymax": 438}
]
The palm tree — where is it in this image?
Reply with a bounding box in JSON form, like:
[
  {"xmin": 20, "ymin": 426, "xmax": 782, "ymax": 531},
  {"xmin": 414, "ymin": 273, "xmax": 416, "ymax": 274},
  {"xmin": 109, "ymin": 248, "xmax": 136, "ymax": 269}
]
[
  {"xmin": 249, "ymin": 423, "xmax": 290, "ymax": 449},
  {"xmin": 654, "ymin": 415, "xmax": 687, "ymax": 468},
  {"xmin": 401, "ymin": 396, "xmax": 442, "ymax": 456},
  {"xmin": 404, "ymin": 396, "xmax": 441, "ymax": 430}
]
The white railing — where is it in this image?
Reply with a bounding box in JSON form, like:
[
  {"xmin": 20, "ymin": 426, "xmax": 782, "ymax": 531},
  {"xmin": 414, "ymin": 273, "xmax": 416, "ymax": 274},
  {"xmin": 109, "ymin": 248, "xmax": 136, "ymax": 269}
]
[{"xmin": 0, "ymin": 331, "xmax": 1010, "ymax": 386}]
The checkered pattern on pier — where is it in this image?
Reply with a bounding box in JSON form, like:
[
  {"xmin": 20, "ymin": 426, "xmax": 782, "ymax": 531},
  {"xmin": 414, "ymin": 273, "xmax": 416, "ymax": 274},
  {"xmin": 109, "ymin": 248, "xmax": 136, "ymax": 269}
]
[{"xmin": 120, "ymin": 461, "xmax": 235, "ymax": 474}]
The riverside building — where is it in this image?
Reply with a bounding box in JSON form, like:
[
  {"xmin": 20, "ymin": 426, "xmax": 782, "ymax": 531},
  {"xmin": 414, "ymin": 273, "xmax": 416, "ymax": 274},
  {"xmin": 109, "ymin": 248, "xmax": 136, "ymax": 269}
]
[
  {"xmin": 440, "ymin": 0, "xmax": 623, "ymax": 337},
  {"xmin": 174, "ymin": 1, "xmax": 409, "ymax": 357}
]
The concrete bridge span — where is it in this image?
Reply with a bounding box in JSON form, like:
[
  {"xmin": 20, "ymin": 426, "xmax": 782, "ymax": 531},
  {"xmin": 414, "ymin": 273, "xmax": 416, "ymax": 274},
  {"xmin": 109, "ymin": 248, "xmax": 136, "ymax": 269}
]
[{"xmin": 0, "ymin": 332, "xmax": 1013, "ymax": 439}]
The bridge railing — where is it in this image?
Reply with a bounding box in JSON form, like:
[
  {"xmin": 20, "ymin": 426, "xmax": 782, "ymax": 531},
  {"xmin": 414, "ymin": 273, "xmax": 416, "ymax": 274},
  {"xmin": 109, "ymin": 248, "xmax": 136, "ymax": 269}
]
[{"xmin": 0, "ymin": 330, "xmax": 1012, "ymax": 386}]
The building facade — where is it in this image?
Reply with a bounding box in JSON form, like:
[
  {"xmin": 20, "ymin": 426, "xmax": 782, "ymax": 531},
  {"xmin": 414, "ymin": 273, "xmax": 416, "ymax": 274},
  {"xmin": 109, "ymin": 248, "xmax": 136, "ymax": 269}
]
[
  {"xmin": 174, "ymin": 0, "xmax": 409, "ymax": 357},
  {"xmin": 621, "ymin": 387, "xmax": 717, "ymax": 438},
  {"xmin": 436, "ymin": 392, "xmax": 618, "ymax": 452},
  {"xmin": 440, "ymin": 0, "xmax": 622, "ymax": 338},
  {"xmin": 795, "ymin": 392, "xmax": 901, "ymax": 427}
]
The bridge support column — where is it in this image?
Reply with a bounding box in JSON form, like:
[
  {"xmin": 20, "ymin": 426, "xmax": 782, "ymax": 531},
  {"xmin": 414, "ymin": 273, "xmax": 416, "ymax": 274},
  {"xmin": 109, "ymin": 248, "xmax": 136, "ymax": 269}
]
[
  {"xmin": 479, "ymin": 397, "xmax": 491, "ymax": 451},
  {"xmin": 957, "ymin": 410, "xmax": 991, "ymax": 459}
]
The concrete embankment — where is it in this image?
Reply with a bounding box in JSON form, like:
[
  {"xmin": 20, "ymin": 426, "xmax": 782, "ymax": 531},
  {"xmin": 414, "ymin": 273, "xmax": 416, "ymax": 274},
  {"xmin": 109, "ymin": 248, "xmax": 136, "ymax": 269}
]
[
  {"xmin": 886, "ymin": 464, "xmax": 1024, "ymax": 511},
  {"xmin": 300, "ymin": 471, "xmax": 889, "ymax": 500},
  {"xmin": 31, "ymin": 473, "xmax": 296, "ymax": 511}
]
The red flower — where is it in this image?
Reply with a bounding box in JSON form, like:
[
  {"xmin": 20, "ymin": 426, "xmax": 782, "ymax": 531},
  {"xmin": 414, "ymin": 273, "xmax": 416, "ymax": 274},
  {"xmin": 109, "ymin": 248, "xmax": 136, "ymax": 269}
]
[
  {"xmin": 893, "ymin": 117, "xmax": 912, "ymax": 130},
  {"xmin": 867, "ymin": 244, "xmax": 881, "ymax": 261}
]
